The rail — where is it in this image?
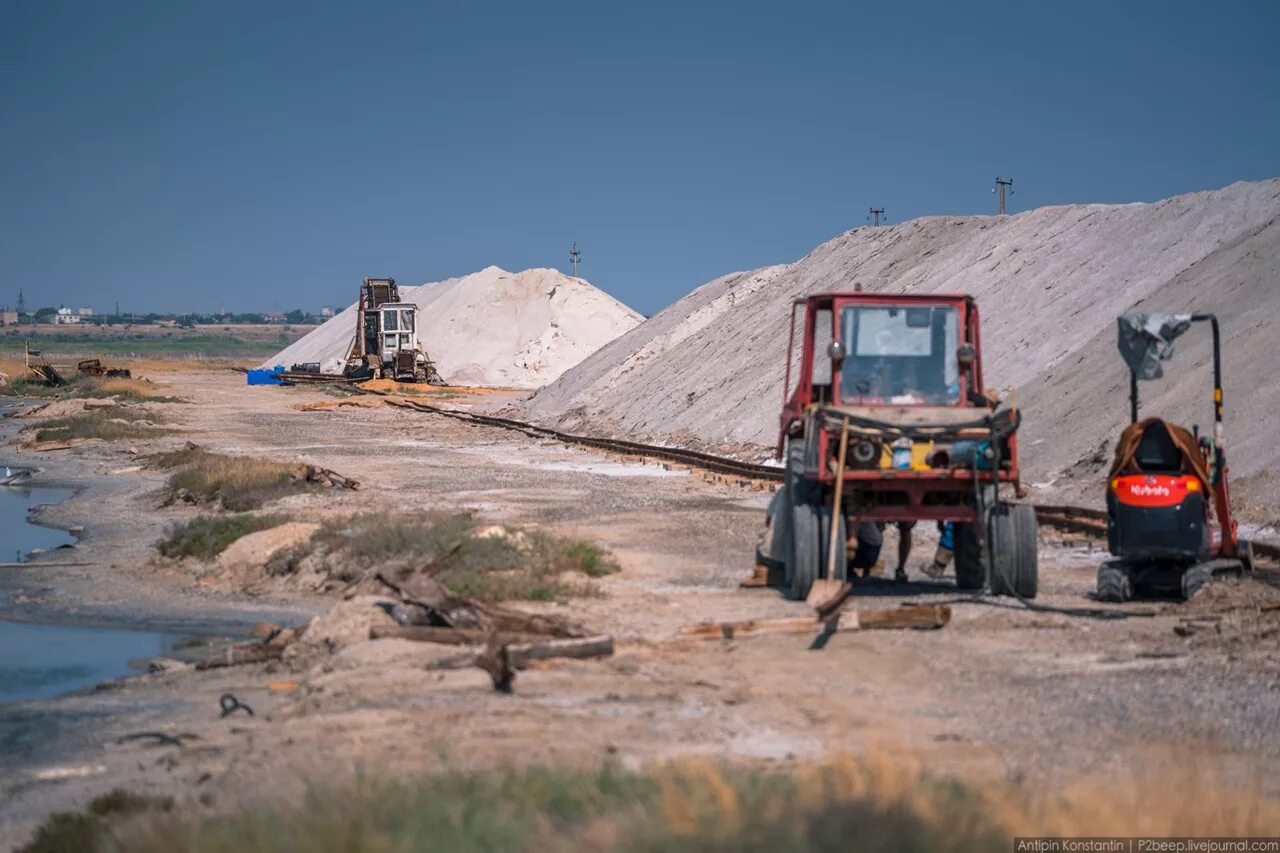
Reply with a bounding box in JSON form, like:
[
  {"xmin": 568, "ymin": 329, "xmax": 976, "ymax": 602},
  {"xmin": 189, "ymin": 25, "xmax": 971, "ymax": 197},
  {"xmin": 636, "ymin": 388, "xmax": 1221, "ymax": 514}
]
[{"xmin": 366, "ymin": 394, "xmax": 1280, "ymax": 569}]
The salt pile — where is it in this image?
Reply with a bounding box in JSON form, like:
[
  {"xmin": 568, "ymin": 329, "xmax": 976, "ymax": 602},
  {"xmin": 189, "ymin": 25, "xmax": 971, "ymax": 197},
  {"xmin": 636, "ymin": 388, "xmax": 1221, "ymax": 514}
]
[
  {"xmin": 266, "ymin": 267, "xmax": 643, "ymax": 389},
  {"xmin": 523, "ymin": 179, "xmax": 1280, "ymax": 511}
]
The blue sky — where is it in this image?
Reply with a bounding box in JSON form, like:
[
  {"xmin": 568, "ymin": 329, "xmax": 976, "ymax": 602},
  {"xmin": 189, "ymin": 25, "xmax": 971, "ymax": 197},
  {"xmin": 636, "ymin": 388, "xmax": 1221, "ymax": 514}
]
[{"xmin": 3, "ymin": 0, "xmax": 1277, "ymax": 315}]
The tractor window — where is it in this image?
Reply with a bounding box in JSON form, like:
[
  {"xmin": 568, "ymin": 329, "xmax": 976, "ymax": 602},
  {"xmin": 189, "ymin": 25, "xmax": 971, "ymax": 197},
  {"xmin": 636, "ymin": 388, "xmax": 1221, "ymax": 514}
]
[
  {"xmin": 839, "ymin": 306, "xmax": 960, "ymax": 404},
  {"xmin": 382, "ymin": 310, "xmax": 400, "ymax": 332},
  {"xmin": 811, "ymin": 308, "xmax": 833, "ymax": 392}
]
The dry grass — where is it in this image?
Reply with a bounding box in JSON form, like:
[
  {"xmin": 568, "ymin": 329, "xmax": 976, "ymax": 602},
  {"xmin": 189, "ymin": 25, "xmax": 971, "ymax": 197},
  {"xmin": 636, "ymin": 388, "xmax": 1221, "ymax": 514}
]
[
  {"xmin": 0, "ymin": 359, "xmax": 186, "ymax": 402},
  {"xmin": 149, "ymin": 447, "xmax": 314, "ymax": 511},
  {"xmin": 31, "ymin": 406, "xmax": 171, "ymax": 443},
  {"xmin": 38, "ymin": 750, "xmax": 1280, "ymax": 852},
  {"xmin": 268, "ymin": 514, "xmax": 618, "ymax": 601}
]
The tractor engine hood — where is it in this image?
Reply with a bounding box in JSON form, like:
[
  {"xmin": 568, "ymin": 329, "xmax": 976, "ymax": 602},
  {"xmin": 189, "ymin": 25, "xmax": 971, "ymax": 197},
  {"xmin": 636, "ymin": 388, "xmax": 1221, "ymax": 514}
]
[{"xmin": 816, "ymin": 403, "xmax": 1020, "ymax": 441}]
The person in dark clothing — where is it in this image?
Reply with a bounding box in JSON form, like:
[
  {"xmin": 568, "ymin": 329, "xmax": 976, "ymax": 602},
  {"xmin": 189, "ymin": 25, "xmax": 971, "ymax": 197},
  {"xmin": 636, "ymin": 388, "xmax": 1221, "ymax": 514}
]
[
  {"xmin": 850, "ymin": 520, "xmax": 883, "ymax": 575},
  {"xmin": 850, "ymin": 519, "xmax": 916, "ymax": 580}
]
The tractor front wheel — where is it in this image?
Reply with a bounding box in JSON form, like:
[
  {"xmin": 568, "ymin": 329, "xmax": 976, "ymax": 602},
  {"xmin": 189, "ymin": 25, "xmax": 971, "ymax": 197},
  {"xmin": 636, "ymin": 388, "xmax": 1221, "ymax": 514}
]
[{"xmin": 787, "ymin": 493, "xmax": 846, "ymax": 601}]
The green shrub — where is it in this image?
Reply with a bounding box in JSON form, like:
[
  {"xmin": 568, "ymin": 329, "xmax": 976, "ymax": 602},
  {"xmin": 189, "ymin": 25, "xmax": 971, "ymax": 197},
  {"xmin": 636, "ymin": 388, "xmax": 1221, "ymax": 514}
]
[
  {"xmin": 286, "ymin": 514, "xmax": 618, "ymax": 601},
  {"xmin": 158, "ymin": 514, "xmax": 286, "ymax": 559}
]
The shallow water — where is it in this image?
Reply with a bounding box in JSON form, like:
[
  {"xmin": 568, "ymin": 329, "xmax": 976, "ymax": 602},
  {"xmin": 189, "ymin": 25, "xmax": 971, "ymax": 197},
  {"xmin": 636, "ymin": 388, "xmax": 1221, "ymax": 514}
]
[
  {"xmin": 0, "ymin": 484, "xmax": 74, "ymax": 562},
  {"xmin": 0, "ymin": 481, "xmax": 186, "ymax": 703},
  {"xmin": 0, "ymin": 620, "xmax": 186, "ymax": 704}
]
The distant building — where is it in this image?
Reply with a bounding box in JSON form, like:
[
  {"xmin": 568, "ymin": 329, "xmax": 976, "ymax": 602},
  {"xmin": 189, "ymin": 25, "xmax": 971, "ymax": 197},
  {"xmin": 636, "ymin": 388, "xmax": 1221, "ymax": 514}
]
[
  {"xmin": 55, "ymin": 306, "xmax": 80, "ymax": 325},
  {"xmin": 0, "ymin": 310, "xmax": 17, "ymax": 327},
  {"xmin": 78, "ymin": 307, "xmax": 94, "ymax": 317},
  {"xmin": 265, "ymin": 312, "xmax": 287, "ymax": 324},
  {"xmin": 154, "ymin": 317, "xmax": 179, "ymax": 328},
  {"xmin": 320, "ymin": 306, "xmax": 335, "ymax": 318}
]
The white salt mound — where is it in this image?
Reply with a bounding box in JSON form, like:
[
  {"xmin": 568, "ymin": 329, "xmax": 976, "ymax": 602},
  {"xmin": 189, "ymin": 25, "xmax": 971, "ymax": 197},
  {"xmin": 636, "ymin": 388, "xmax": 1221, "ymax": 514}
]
[
  {"xmin": 265, "ymin": 266, "xmax": 643, "ymax": 389},
  {"xmin": 523, "ymin": 179, "xmax": 1280, "ymax": 512}
]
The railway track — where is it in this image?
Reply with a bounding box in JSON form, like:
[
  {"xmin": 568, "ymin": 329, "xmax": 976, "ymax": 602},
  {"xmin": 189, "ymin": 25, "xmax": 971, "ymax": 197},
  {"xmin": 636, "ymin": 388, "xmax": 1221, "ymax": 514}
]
[{"xmin": 373, "ymin": 395, "xmax": 1280, "ymax": 569}]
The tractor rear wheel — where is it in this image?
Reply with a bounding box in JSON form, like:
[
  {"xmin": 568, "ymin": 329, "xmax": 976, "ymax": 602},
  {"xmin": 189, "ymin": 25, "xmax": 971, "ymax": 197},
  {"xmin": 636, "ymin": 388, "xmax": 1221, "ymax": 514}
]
[
  {"xmin": 988, "ymin": 503, "xmax": 1039, "ymax": 599},
  {"xmin": 1097, "ymin": 560, "xmax": 1133, "ymax": 602},
  {"xmin": 953, "ymin": 522, "xmax": 984, "ymax": 590}
]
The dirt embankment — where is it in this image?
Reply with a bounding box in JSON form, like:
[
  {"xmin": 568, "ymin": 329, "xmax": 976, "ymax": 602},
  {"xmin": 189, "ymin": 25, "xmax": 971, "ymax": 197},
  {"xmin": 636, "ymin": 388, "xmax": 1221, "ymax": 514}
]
[{"xmin": 522, "ymin": 179, "xmax": 1280, "ymax": 518}]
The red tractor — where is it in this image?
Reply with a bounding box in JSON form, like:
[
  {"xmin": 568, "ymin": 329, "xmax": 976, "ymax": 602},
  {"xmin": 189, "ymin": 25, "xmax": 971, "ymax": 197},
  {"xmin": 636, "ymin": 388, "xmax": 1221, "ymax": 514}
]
[
  {"xmin": 1097, "ymin": 313, "xmax": 1254, "ymax": 601},
  {"xmin": 760, "ymin": 292, "xmax": 1038, "ymax": 601}
]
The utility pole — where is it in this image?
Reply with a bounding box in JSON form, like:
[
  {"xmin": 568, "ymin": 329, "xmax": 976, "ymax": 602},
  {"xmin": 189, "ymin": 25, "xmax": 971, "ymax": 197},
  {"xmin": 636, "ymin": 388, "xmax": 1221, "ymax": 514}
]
[
  {"xmin": 569, "ymin": 243, "xmax": 581, "ymax": 278},
  {"xmin": 994, "ymin": 177, "xmax": 1014, "ymax": 215},
  {"xmin": 867, "ymin": 207, "xmax": 886, "ymax": 226}
]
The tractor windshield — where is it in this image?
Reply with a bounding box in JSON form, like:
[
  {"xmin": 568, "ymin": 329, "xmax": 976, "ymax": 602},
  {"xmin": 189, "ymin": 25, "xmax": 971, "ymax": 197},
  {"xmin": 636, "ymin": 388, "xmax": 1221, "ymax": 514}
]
[{"xmin": 839, "ymin": 305, "xmax": 960, "ymax": 405}]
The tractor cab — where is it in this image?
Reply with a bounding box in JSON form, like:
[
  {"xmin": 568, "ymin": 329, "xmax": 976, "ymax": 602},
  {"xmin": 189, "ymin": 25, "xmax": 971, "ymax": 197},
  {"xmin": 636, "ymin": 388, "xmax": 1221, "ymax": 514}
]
[{"xmin": 764, "ymin": 291, "xmax": 1037, "ymax": 602}]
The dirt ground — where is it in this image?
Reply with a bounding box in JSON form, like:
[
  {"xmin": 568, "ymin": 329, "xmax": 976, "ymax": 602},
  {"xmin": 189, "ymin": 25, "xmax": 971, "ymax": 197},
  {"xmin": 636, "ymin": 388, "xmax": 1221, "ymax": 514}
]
[{"xmin": 2, "ymin": 369, "xmax": 1279, "ymax": 847}]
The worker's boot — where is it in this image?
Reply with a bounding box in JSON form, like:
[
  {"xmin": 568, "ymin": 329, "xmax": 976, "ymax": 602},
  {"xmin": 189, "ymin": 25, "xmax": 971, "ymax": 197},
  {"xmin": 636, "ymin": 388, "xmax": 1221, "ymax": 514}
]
[{"xmin": 894, "ymin": 567, "xmax": 908, "ymax": 583}]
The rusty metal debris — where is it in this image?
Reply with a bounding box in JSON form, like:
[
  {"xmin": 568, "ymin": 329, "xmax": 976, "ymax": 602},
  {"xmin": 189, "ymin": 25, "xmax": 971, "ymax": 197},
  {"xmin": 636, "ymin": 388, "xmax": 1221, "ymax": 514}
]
[{"xmin": 77, "ymin": 358, "xmax": 132, "ymax": 378}]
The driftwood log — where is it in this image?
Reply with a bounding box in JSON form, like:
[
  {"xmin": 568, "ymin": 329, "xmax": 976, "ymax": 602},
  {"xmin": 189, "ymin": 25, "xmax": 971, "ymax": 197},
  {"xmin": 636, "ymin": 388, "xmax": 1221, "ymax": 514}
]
[
  {"xmin": 422, "ymin": 635, "xmax": 616, "ymax": 693},
  {"xmin": 195, "ymin": 643, "xmax": 283, "ymax": 670},
  {"xmin": 375, "ymin": 570, "xmax": 584, "ymax": 638}
]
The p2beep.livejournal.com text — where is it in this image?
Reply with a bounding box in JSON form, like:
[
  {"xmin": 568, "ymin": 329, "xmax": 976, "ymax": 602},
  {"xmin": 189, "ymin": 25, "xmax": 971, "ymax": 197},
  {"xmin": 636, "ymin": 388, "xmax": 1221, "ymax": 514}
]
[{"xmin": 1016, "ymin": 840, "xmax": 1280, "ymax": 853}]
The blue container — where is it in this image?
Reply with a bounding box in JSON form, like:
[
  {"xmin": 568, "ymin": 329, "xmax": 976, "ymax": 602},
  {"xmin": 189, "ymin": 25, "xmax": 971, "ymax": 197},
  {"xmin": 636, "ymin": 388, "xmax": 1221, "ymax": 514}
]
[
  {"xmin": 246, "ymin": 365, "xmax": 285, "ymax": 386},
  {"xmin": 951, "ymin": 440, "xmax": 993, "ymax": 470},
  {"xmin": 938, "ymin": 522, "xmax": 955, "ymax": 550}
]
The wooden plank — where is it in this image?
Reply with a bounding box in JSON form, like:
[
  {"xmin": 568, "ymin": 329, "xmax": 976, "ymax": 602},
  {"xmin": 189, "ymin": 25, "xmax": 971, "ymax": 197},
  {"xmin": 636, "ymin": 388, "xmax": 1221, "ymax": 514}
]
[
  {"xmin": 841, "ymin": 604, "xmax": 951, "ymax": 631},
  {"xmin": 678, "ymin": 604, "xmax": 952, "ymax": 640}
]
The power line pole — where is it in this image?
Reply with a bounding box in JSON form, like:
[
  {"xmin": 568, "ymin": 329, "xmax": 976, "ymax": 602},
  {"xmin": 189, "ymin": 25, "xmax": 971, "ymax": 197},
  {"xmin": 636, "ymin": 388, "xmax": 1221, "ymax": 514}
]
[
  {"xmin": 994, "ymin": 177, "xmax": 1014, "ymax": 215},
  {"xmin": 569, "ymin": 243, "xmax": 581, "ymax": 278},
  {"xmin": 867, "ymin": 207, "xmax": 886, "ymax": 226}
]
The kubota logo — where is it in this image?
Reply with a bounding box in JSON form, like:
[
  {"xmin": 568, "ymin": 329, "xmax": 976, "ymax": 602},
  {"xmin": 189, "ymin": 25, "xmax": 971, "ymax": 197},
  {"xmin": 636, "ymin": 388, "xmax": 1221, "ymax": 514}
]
[{"xmin": 1130, "ymin": 483, "xmax": 1171, "ymax": 497}]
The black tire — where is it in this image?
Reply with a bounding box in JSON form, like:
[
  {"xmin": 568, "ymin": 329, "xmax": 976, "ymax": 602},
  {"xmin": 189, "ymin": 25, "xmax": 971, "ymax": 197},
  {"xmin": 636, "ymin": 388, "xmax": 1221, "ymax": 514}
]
[
  {"xmin": 988, "ymin": 503, "xmax": 1038, "ymax": 599},
  {"xmin": 1097, "ymin": 561, "xmax": 1133, "ymax": 602},
  {"xmin": 953, "ymin": 522, "xmax": 984, "ymax": 590},
  {"xmin": 1181, "ymin": 564, "xmax": 1212, "ymax": 601},
  {"xmin": 787, "ymin": 490, "xmax": 847, "ymax": 601},
  {"xmin": 783, "ymin": 441, "xmax": 846, "ymax": 601}
]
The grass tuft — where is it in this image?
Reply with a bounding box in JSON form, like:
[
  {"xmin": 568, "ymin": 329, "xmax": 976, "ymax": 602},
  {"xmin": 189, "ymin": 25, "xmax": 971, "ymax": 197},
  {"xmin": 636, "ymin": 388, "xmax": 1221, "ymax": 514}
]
[
  {"xmin": 157, "ymin": 514, "xmax": 288, "ymax": 559},
  {"xmin": 31, "ymin": 406, "xmax": 171, "ymax": 442},
  {"xmin": 20, "ymin": 789, "xmax": 171, "ymax": 853},
  {"xmin": 98, "ymin": 761, "xmax": 1008, "ymax": 853},
  {"xmin": 149, "ymin": 447, "xmax": 314, "ymax": 511},
  {"xmin": 274, "ymin": 514, "xmax": 619, "ymax": 601}
]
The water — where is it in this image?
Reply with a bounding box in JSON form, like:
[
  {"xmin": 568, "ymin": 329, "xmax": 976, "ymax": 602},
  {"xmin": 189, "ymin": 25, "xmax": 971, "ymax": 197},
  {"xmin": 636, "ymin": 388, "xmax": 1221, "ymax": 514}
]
[
  {"xmin": 0, "ymin": 483, "xmax": 74, "ymax": 562},
  {"xmin": 0, "ymin": 480, "xmax": 187, "ymax": 704},
  {"xmin": 0, "ymin": 620, "xmax": 185, "ymax": 703}
]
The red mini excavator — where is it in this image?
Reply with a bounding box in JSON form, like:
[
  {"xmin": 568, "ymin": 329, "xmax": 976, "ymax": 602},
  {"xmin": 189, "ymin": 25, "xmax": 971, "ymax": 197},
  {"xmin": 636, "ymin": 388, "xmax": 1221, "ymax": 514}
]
[{"xmin": 1098, "ymin": 313, "xmax": 1255, "ymax": 601}]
